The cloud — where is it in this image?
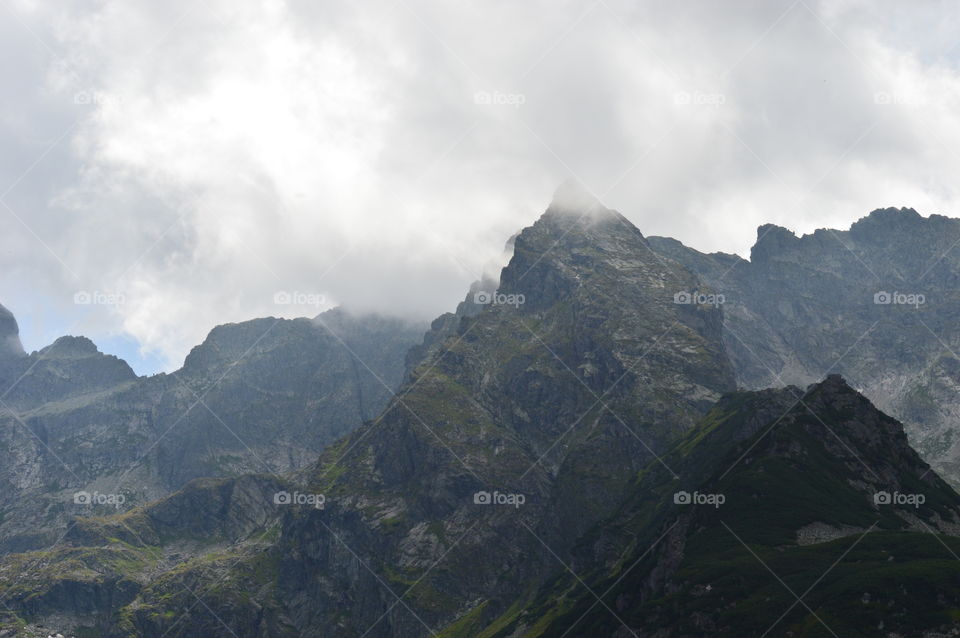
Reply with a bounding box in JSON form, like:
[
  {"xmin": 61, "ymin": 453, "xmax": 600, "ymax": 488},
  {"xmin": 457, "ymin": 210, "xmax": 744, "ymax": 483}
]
[{"xmin": 1, "ymin": 0, "xmax": 960, "ymax": 371}]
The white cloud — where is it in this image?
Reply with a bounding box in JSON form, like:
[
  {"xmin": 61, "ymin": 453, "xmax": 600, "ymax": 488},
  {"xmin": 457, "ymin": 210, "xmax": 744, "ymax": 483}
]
[{"xmin": 2, "ymin": 0, "xmax": 960, "ymax": 370}]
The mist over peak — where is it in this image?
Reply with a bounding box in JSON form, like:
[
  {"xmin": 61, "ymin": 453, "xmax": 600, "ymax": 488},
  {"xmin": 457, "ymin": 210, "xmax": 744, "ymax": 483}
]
[{"xmin": 547, "ymin": 179, "xmax": 606, "ymax": 216}]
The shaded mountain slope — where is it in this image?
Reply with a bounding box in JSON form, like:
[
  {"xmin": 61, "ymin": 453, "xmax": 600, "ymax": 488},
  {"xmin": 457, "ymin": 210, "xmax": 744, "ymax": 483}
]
[
  {"xmin": 493, "ymin": 375, "xmax": 960, "ymax": 637},
  {"xmin": 0, "ymin": 307, "xmax": 425, "ymax": 552}
]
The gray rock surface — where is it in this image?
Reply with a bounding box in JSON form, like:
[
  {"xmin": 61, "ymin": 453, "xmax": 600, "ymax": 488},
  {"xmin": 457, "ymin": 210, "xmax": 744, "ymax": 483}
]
[
  {"xmin": 0, "ymin": 306, "xmax": 425, "ymax": 552},
  {"xmin": 648, "ymin": 207, "xmax": 960, "ymax": 484}
]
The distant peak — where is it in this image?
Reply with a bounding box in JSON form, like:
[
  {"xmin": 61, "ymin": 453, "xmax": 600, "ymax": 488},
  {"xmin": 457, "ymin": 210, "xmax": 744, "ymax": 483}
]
[
  {"xmin": 41, "ymin": 335, "xmax": 101, "ymax": 357},
  {"xmin": 756, "ymin": 223, "xmax": 797, "ymax": 241},
  {"xmin": 848, "ymin": 206, "xmax": 925, "ymax": 236},
  {"xmin": 866, "ymin": 206, "xmax": 921, "ymax": 220}
]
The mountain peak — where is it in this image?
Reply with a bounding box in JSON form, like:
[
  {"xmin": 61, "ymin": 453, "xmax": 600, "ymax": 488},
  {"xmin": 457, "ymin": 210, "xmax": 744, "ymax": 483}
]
[
  {"xmin": 810, "ymin": 372, "xmax": 854, "ymax": 393},
  {"xmin": 536, "ymin": 180, "xmax": 639, "ymax": 239},
  {"xmin": 498, "ymin": 188, "xmax": 657, "ymax": 310},
  {"xmin": 847, "ymin": 206, "xmax": 934, "ymax": 241},
  {"xmin": 40, "ymin": 335, "xmax": 105, "ymax": 358},
  {"xmin": 749, "ymin": 223, "xmax": 798, "ymax": 263},
  {"xmin": 865, "ymin": 206, "xmax": 922, "ymax": 221},
  {"xmin": 547, "ymin": 179, "xmax": 604, "ymax": 216}
]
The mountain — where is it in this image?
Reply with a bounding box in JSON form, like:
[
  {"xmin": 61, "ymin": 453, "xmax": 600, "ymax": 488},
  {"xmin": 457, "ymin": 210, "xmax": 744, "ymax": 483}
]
[
  {"xmin": 0, "ymin": 306, "xmax": 425, "ymax": 552},
  {"xmin": 647, "ymin": 208, "xmax": 960, "ymax": 485},
  {"xmin": 488, "ymin": 375, "xmax": 960, "ymax": 637},
  {"xmin": 0, "ymin": 335, "xmax": 137, "ymax": 410},
  {"xmin": 265, "ymin": 186, "xmax": 738, "ymax": 636},
  {"xmin": 0, "ymin": 185, "xmax": 741, "ymax": 636},
  {"xmin": 2, "ymin": 194, "xmax": 960, "ymax": 637}
]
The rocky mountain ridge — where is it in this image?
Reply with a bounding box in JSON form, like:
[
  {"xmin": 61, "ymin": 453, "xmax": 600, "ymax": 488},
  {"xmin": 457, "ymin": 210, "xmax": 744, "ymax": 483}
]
[
  {"xmin": 648, "ymin": 206, "xmax": 960, "ymax": 485},
  {"xmin": 0, "ymin": 306, "xmax": 425, "ymax": 553},
  {"xmin": 0, "ymin": 185, "xmax": 742, "ymax": 636},
  {"xmin": 1, "ymin": 194, "xmax": 960, "ymax": 636}
]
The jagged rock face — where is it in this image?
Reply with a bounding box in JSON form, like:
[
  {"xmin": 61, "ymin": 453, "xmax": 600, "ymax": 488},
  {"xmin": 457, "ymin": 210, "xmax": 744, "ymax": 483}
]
[
  {"xmin": 0, "ymin": 303, "xmax": 24, "ymax": 359},
  {"xmin": 501, "ymin": 375, "xmax": 960, "ymax": 637},
  {"xmin": 648, "ymin": 208, "xmax": 960, "ymax": 485},
  {"xmin": 267, "ymin": 193, "xmax": 737, "ymax": 636},
  {"xmin": 403, "ymin": 276, "xmax": 495, "ymax": 376},
  {"xmin": 0, "ymin": 307, "xmax": 425, "ymax": 552}
]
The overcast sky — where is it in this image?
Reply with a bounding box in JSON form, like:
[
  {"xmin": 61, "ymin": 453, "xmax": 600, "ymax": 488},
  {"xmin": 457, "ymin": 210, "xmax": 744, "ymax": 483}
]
[{"xmin": 2, "ymin": 0, "xmax": 960, "ymax": 374}]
